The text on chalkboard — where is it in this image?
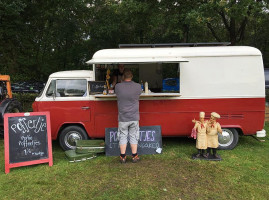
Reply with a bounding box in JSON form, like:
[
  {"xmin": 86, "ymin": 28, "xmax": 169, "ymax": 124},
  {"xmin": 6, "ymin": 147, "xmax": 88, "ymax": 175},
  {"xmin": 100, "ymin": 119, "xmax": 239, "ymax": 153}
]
[
  {"xmin": 105, "ymin": 126, "xmax": 162, "ymax": 156},
  {"xmin": 89, "ymin": 81, "xmax": 105, "ymax": 94}
]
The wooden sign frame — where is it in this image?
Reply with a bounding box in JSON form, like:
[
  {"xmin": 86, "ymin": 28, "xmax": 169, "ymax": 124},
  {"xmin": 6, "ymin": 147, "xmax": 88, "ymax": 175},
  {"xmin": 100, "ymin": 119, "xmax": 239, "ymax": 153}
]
[{"xmin": 4, "ymin": 112, "xmax": 53, "ymax": 174}]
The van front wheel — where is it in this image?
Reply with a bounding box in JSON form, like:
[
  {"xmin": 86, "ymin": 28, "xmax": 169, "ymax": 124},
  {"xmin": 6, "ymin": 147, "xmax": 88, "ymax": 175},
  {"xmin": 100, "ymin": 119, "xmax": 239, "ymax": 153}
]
[
  {"xmin": 59, "ymin": 126, "xmax": 88, "ymax": 150},
  {"xmin": 218, "ymin": 128, "xmax": 239, "ymax": 150}
]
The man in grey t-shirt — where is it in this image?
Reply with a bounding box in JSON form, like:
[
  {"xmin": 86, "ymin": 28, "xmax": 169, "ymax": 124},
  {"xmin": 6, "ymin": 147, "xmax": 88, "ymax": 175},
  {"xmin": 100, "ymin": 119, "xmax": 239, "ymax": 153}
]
[{"xmin": 115, "ymin": 68, "xmax": 142, "ymax": 163}]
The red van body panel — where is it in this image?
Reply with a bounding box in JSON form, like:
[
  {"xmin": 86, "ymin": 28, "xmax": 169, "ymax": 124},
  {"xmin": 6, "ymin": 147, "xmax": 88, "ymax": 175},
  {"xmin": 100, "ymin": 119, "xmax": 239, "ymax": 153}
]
[{"xmin": 33, "ymin": 97, "xmax": 265, "ymax": 140}]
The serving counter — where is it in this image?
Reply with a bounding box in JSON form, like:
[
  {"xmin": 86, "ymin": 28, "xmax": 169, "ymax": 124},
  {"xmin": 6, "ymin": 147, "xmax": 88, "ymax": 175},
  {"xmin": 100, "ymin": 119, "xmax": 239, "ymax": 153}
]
[{"xmin": 94, "ymin": 93, "xmax": 181, "ymax": 98}]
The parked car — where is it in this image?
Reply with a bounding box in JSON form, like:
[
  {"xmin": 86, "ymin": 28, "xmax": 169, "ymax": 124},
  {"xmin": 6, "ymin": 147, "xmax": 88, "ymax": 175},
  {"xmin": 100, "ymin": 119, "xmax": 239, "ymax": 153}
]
[{"xmin": 11, "ymin": 82, "xmax": 45, "ymax": 93}]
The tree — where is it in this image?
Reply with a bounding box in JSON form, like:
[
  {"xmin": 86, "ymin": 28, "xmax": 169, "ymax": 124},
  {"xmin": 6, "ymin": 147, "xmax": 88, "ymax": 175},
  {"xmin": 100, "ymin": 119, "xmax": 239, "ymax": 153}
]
[
  {"xmin": 0, "ymin": 0, "xmax": 95, "ymax": 81},
  {"xmin": 188, "ymin": 0, "xmax": 266, "ymax": 45},
  {"xmin": 1, "ymin": 0, "xmax": 269, "ymax": 81},
  {"xmin": 0, "ymin": 0, "xmax": 26, "ymax": 76}
]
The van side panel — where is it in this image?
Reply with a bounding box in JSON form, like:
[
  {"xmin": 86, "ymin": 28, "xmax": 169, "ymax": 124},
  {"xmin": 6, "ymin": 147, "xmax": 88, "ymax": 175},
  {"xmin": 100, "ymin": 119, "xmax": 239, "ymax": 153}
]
[
  {"xmin": 181, "ymin": 56, "xmax": 265, "ymax": 98},
  {"xmin": 139, "ymin": 98, "xmax": 265, "ymax": 136},
  {"xmin": 33, "ymin": 101, "xmax": 92, "ymax": 140},
  {"xmin": 33, "ymin": 97, "xmax": 264, "ymax": 139},
  {"xmin": 91, "ymin": 97, "xmax": 265, "ymax": 137}
]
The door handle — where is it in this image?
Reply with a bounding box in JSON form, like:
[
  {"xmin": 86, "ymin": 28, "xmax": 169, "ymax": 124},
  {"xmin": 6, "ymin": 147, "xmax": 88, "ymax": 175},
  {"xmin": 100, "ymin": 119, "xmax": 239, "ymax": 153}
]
[{"xmin": 81, "ymin": 107, "xmax": 90, "ymax": 110}]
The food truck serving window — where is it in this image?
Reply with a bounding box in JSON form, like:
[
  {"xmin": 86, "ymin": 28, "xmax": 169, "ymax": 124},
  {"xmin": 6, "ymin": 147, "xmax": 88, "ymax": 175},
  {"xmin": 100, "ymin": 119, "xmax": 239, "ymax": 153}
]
[{"xmin": 95, "ymin": 63, "xmax": 180, "ymax": 94}]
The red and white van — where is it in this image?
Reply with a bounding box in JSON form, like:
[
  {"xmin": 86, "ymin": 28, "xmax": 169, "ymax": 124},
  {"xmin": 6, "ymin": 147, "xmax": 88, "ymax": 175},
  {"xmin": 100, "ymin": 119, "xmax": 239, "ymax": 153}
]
[{"xmin": 33, "ymin": 45, "xmax": 266, "ymax": 150}]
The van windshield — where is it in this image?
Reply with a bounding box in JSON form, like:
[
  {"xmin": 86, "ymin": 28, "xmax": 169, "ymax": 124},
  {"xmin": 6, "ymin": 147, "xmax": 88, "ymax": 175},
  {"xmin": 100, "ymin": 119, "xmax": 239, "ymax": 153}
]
[{"xmin": 94, "ymin": 63, "xmax": 180, "ymax": 93}]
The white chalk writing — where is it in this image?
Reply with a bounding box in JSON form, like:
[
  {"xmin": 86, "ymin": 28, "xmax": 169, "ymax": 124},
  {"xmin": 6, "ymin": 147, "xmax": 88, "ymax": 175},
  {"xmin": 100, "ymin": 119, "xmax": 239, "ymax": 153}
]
[
  {"xmin": 94, "ymin": 84, "xmax": 103, "ymax": 89},
  {"xmin": 139, "ymin": 130, "xmax": 155, "ymax": 142},
  {"xmin": 109, "ymin": 129, "xmax": 156, "ymax": 143},
  {"xmin": 31, "ymin": 151, "xmax": 45, "ymax": 156},
  {"xmin": 138, "ymin": 142, "xmax": 160, "ymax": 149},
  {"xmin": 18, "ymin": 135, "xmax": 41, "ymax": 148},
  {"xmin": 23, "ymin": 148, "xmax": 45, "ymax": 156},
  {"xmin": 108, "ymin": 142, "xmax": 160, "ymax": 149},
  {"xmin": 10, "ymin": 117, "xmax": 46, "ymax": 134}
]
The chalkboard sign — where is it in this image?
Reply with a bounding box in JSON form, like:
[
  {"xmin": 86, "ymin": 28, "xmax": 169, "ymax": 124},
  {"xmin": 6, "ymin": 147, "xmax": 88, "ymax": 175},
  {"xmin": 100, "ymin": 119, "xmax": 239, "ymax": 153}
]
[
  {"xmin": 105, "ymin": 126, "xmax": 162, "ymax": 156},
  {"xmin": 89, "ymin": 81, "xmax": 105, "ymax": 94},
  {"xmin": 4, "ymin": 112, "xmax": 53, "ymax": 174}
]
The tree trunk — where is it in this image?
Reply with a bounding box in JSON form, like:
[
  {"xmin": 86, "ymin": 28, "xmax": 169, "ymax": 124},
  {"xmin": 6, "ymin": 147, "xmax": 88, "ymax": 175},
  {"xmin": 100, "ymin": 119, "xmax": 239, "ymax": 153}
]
[{"xmin": 229, "ymin": 17, "xmax": 236, "ymax": 45}]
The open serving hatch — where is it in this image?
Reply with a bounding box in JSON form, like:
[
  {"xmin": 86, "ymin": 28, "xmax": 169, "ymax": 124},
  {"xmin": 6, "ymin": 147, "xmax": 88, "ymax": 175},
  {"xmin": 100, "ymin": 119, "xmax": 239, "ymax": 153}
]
[{"xmin": 86, "ymin": 48, "xmax": 189, "ymax": 97}]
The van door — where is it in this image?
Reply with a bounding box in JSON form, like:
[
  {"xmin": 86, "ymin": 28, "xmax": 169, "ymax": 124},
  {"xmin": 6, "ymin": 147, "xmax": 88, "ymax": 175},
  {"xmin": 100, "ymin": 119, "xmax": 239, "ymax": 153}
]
[{"xmin": 40, "ymin": 79, "xmax": 91, "ymax": 139}]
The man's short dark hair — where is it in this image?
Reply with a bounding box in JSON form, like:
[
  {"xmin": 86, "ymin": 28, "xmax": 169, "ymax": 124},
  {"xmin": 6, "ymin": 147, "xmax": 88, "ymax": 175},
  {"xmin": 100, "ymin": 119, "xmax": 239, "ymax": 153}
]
[{"xmin": 123, "ymin": 69, "xmax": 133, "ymax": 79}]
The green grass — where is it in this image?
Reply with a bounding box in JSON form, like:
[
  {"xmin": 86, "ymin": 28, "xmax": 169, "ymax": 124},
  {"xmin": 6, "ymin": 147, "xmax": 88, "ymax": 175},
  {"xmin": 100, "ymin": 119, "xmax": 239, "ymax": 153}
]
[{"xmin": 1, "ymin": 125, "xmax": 269, "ymax": 200}]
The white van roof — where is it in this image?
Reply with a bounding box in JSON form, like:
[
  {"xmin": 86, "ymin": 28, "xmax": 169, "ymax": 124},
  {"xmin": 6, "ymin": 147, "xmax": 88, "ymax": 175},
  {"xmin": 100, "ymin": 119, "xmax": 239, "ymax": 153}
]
[
  {"xmin": 49, "ymin": 70, "xmax": 93, "ymax": 78},
  {"xmin": 86, "ymin": 46, "xmax": 261, "ymax": 64}
]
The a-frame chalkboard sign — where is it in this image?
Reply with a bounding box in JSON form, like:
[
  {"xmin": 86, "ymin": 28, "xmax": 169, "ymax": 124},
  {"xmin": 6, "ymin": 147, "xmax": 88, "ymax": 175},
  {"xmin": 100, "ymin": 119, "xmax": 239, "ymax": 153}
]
[{"xmin": 4, "ymin": 112, "xmax": 53, "ymax": 174}]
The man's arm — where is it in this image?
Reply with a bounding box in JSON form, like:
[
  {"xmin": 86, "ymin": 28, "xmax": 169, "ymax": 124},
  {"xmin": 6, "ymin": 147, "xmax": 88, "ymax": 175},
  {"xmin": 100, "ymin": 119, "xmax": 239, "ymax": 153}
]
[
  {"xmin": 111, "ymin": 75, "xmax": 117, "ymax": 89},
  {"xmin": 137, "ymin": 83, "xmax": 142, "ymax": 95},
  {"xmin": 115, "ymin": 84, "xmax": 119, "ymax": 95}
]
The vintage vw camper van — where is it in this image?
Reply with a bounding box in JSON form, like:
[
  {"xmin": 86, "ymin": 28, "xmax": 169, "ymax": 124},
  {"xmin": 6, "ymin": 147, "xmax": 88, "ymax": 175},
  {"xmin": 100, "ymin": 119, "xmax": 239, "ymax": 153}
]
[{"xmin": 33, "ymin": 44, "xmax": 266, "ymax": 150}]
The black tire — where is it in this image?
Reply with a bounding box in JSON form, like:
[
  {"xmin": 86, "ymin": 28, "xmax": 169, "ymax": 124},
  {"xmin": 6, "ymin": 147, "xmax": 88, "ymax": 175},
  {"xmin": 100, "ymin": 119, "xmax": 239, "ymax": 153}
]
[
  {"xmin": 0, "ymin": 127, "xmax": 3, "ymax": 138},
  {"xmin": 5, "ymin": 100, "xmax": 22, "ymax": 113},
  {"xmin": 59, "ymin": 125, "xmax": 88, "ymax": 150},
  {"xmin": 218, "ymin": 128, "xmax": 239, "ymax": 150},
  {"xmin": 0, "ymin": 100, "xmax": 22, "ymax": 138}
]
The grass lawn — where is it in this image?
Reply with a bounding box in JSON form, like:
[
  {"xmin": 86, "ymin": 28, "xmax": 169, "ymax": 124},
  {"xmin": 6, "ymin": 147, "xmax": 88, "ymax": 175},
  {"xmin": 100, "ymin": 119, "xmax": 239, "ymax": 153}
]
[{"xmin": 1, "ymin": 124, "xmax": 269, "ymax": 200}]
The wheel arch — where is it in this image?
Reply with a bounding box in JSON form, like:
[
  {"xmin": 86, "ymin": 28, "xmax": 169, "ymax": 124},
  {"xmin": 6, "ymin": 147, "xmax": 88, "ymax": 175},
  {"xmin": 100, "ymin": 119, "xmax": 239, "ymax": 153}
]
[
  {"xmin": 57, "ymin": 122, "xmax": 89, "ymax": 140},
  {"xmin": 235, "ymin": 127, "xmax": 244, "ymax": 136},
  {"xmin": 222, "ymin": 125, "xmax": 243, "ymax": 135}
]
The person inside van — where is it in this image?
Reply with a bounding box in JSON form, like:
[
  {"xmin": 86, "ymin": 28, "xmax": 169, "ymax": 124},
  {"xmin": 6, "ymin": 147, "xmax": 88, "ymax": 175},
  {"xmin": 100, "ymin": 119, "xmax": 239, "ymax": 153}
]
[{"xmin": 111, "ymin": 64, "xmax": 124, "ymax": 89}]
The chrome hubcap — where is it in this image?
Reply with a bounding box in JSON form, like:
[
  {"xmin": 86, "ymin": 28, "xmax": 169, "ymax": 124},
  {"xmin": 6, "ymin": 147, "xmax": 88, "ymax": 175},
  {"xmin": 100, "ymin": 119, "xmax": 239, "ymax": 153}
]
[
  {"xmin": 64, "ymin": 131, "xmax": 82, "ymax": 149},
  {"xmin": 218, "ymin": 129, "xmax": 234, "ymax": 147}
]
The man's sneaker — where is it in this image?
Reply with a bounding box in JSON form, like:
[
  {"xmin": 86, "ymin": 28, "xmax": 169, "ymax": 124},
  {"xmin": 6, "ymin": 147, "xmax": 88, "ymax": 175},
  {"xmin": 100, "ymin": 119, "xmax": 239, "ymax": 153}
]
[
  {"xmin": 120, "ymin": 156, "xmax": 127, "ymax": 164},
  {"xmin": 132, "ymin": 155, "xmax": 140, "ymax": 163}
]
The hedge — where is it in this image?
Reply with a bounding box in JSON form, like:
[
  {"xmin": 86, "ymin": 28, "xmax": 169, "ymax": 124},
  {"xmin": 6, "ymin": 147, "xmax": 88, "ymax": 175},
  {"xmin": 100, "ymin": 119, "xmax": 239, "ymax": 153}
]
[{"xmin": 13, "ymin": 93, "xmax": 39, "ymax": 112}]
